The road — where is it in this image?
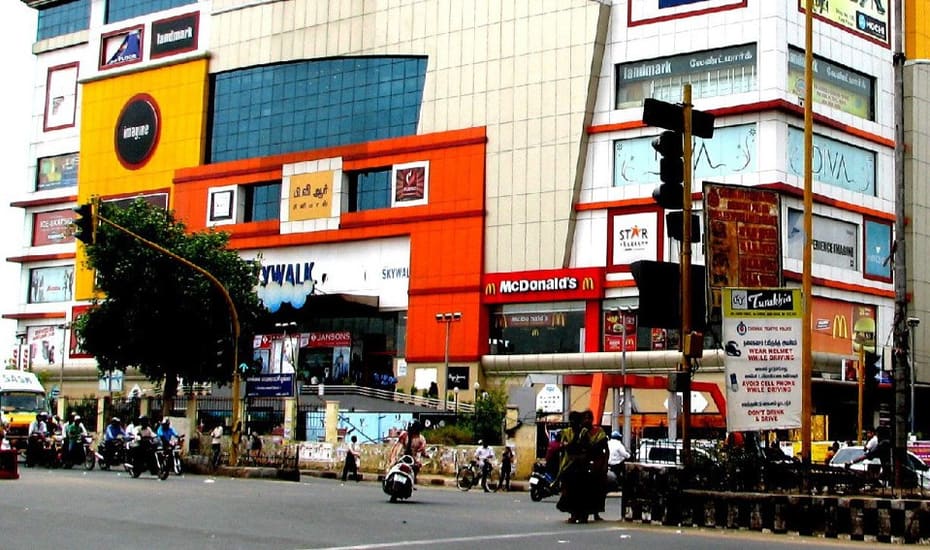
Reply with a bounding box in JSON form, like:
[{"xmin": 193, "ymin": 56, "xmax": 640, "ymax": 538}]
[{"xmin": 1, "ymin": 466, "xmax": 874, "ymax": 549}]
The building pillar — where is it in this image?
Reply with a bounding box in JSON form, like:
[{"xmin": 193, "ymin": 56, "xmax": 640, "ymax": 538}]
[
  {"xmin": 325, "ymin": 400, "xmax": 340, "ymax": 443},
  {"xmin": 283, "ymin": 397, "xmax": 296, "ymax": 440},
  {"xmin": 96, "ymin": 397, "xmax": 106, "ymax": 433}
]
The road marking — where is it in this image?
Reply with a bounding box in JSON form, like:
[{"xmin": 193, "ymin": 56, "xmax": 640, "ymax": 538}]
[{"xmin": 309, "ymin": 527, "xmax": 623, "ymax": 550}]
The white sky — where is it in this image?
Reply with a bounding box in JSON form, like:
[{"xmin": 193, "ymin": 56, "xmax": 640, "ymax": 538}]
[{"xmin": 0, "ymin": 3, "xmax": 37, "ymax": 357}]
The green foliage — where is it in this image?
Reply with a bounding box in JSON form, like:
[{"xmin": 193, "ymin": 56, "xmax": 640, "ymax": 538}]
[
  {"xmin": 426, "ymin": 423, "xmax": 474, "ymax": 446},
  {"xmin": 468, "ymin": 384, "xmax": 508, "ymax": 445},
  {"xmin": 73, "ymin": 199, "xmax": 264, "ymax": 398}
]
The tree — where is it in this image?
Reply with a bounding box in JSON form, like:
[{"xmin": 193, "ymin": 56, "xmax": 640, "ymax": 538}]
[
  {"xmin": 73, "ymin": 199, "xmax": 264, "ymax": 413},
  {"xmin": 470, "ymin": 385, "xmax": 508, "ymax": 445}
]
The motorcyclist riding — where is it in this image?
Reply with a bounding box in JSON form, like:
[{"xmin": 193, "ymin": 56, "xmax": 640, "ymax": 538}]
[
  {"xmin": 102, "ymin": 417, "xmax": 127, "ymax": 465},
  {"xmin": 389, "ymin": 421, "xmax": 426, "ymax": 482},
  {"xmin": 26, "ymin": 412, "xmax": 49, "ymax": 466},
  {"xmin": 130, "ymin": 416, "xmax": 158, "ymax": 470},
  {"xmin": 156, "ymin": 418, "xmax": 179, "ymax": 447},
  {"xmin": 64, "ymin": 414, "xmax": 87, "ymax": 466}
]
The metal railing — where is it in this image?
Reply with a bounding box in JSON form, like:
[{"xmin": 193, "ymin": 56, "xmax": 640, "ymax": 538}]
[{"xmin": 298, "ymin": 384, "xmax": 475, "ymax": 413}]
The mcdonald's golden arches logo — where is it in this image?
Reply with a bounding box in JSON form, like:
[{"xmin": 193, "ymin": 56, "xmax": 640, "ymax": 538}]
[
  {"xmin": 832, "ymin": 315, "xmax": 849, "ymax": 340},
  {"xmin": 582, "ymin": 277, "xmax": 595, "ymax": 290},
  {"xmin": 485, "ymin": 282, "xmax": 497, "ymax": 296}
]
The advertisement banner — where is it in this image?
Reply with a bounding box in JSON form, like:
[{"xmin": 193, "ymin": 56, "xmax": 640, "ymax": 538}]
[
  {"xmin": 37, "ymin": 152, "xmax": 79, "ymax": 191},
  {"xmin": 26, "ymin": 325, "xmax": 66, "ymax": 368},
  {"xmin": 864, "ymin": 219, "xmax": 893, "ymax": 280},
  {"xmin": 786, "ymin": 208, "xmax": 859, "ymax": 270},
  {"xmin": 811, "ymin": 297, "xmax": 876, "ymax": 356},
  {"xmin": 610, "ymin": 211, "xmax": 659, "ymax": 267},
  {"xmin": 29, "ymin": 265, "xmax": 74, "ymax": 304},
  {"xmin": 604, "ymin": 310, "xmax": 637, "ymax": 352},
  {"xmin": 32, "ymin": 209, "xmax": 75, "ymax": 246},
  {"xmin": 786, "ymin": 127, "xmax": 876, "ymax": 194},
  {"xmin": 723, "ymin": 288, "xmax": 803, "ymax": 432},
  {"xmin": 800, "ymin": 0, "xmax": 889, "ymax": 45}
]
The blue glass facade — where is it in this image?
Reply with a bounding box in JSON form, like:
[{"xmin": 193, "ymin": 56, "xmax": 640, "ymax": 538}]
[
  {"xmin": 244, "ymin": 182, "xmax": 281, "ymax": 222},
  {"xmin": 36, "ymin": 0, "xmax": 90, "ymax": 41},
  {"xmin": 350, "ymin": 169, "xmax": 392, "ymax": 212},
  {"xmin": 105, "ymin": 0, "xmax": 196, "ymax": 24},
  {"xmin": 210, "ymin": 57, "xmax": 427, "ymax": 163}
]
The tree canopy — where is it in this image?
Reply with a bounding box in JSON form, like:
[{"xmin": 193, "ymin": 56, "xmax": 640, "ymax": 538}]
[{"xmin": 73, "ymin": 199, "xmax": 264, "ymax": 403}]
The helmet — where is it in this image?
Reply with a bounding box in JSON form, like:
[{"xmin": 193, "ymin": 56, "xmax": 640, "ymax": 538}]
[
  {"xmin": 478, "ymin": 439, "xmax": 484, "ymax": 445},
  {"xmin": 37, "ymin": 412, "xmax": 48, "ymax": 420},
  {"xmin": 111, "ymin": 417, "xmax": 121, "ymax": 424},
  {"xmin": 611, "ymin": 431, "xmax": 622, "ymax": 440},
  {"xmin": 73, "ymin": 415, "xmax": 81, "ymax": 422},
  {"xmin": 162, "ymin": 418, "xmax": 171, "ymax": 426},
  {"xmin": 138, "ymin": 416, "xmax": 150, "ymax": 427}
]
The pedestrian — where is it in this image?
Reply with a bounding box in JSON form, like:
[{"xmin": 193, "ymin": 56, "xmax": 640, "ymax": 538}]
[
  {"xmin": 500, "ymin": 445, "xmax": 514, "ymax": 491},
  {"xmin": 249, "ymin": 432, "xmax": 263, "ymax": 460},
  {"xmin": 825, "ymin": 441, "xmax": 840, "ymax": 464},
  {"xmin": 341, "ymin": 435, "xmax": 361, "ymax": 482},
  {"xmin": 556, "ymin": 411, "xmax": 587, "ymax": 523},
  {"xmin": 582, "ymin": 410, "xmax": 609, "ymax": 522},
  {"xmin": 474, "ymin": 440, "xmax": 495, "ymax": 492},
  {"xmin": 210, "ymin": 423, "xmax": 224, "ymax": 469}
]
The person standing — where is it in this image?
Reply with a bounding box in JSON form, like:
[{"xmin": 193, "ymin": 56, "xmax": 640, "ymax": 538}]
[
  {"xmin": 341, "ymin": 435, "xmax": 361, "ymax": 482},
  {"xmin": 582, "ymin": 410, "xmax": 609, "ymax": 522},
  {"xmin": 500, "ymin": 445, "xmax": 514, "ymax": 491},
  {"xmin": 474, "ymin": 440, "xmax": 495, "ymax": 492},
  {"xmin": 210, "ymin": 423, "xmax": 224, "ymax": 469}
]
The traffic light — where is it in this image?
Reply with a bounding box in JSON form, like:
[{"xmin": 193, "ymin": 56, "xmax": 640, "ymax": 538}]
[
  {"xmin": 651, "ymin": 130, "xmax": 684, "ymax": 210},
  {"xmin": 72, "ymin": 202, "xmax": 96, "ymax": 244}
]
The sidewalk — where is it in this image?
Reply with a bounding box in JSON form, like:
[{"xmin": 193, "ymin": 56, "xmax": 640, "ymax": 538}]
[{"xmin": 185, "ymin": 455, "xmax": 528, "ymax": 491}]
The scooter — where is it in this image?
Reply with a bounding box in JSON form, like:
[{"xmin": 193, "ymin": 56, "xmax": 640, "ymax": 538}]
[
  {"xmin": 528, "ymin": 461, "xmax": 561, "ymax": 502},
  {"xmin": 382, "ymin": 454, "xmax": 417, "ymax": 503}
]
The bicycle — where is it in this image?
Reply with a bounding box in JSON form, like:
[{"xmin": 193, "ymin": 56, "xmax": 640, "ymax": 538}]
[{"xmin": 456, "ymin": 458, "xmax": 500, "ymax": 492}]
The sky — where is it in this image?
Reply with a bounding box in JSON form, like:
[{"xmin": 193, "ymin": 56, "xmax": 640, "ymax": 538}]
[{"xmin": 0, "ymin": 3, "xmax": 38, "ymax": 360}]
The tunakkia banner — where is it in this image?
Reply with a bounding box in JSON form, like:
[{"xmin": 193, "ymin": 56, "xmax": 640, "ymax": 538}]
[{"xmin": 722, "ymin": 287, "xmax": 803, "ymax": 432}]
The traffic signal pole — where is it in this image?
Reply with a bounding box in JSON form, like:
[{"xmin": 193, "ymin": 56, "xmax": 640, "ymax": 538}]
[{"xmin": 680, "ymin": 84, "xmax": 693, "ymax": 463}]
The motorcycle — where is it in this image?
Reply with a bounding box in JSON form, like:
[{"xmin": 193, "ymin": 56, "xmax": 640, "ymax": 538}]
[
  {"xmin": 124, "ymin": 436, "xmax": 170, "ymax": 480},
  {"xmin": 25, "ymin": 432, "xmax": 50, "ymax": 468},
  {"xmin": 62, "ymin": 434, "xmax": 96, "ymax": 470},
  {"xmin": 529, "ymin": 461, "xmax": 561, "ymax": 502},
  {"xmin": 166, "ymin": 434, "xmax": 185, "ymax": 475},
  {"xmin": 382, "ymin": 454, "xmax": 417, "ymax": 503},
  {"xmin": 96, "ymin": 436, "xmax": 128, "ymax": 471}
]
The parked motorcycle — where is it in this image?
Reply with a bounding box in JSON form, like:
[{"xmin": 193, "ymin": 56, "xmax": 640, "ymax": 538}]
[
  {"xmin": 529, "ymin": 461, "xmax": 561, "ymax": 502},
  {"xmin": 96, "ymin": 436, "xmax": 128, "ymax": 471},
  {"xmin": 382, "ymin": 454, "xmax": 417, "ymax": 503},
  {"xmin": 124, "ymin": 436, "xmax": 170, "ymax": 480}
]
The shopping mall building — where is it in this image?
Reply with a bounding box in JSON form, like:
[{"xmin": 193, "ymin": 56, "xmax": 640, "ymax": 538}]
[{"xmin": 7, "ymin": 0, "xmax": 930, "ymax": 441}]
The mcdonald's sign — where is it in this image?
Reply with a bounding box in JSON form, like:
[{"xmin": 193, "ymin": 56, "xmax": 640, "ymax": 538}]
[
  {"xmin": 832, "ymin": 315, "xmax": 849, "ymax": 340},
  {"xmin": 482, "ymin": 267, "xmax": 603, "ymax": 304}
]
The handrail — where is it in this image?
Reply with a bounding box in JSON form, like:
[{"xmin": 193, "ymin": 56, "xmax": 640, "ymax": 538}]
[{"xmin": 297, "ymin": 384, "xmax": 475, "ymax": 413}]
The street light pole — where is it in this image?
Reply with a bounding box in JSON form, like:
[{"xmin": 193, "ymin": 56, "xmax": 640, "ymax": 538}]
[
  {"xmin": 618, "ymin": 309, "xmax": 633, "ymax": 452},
  {"xmin": 57, "ymin": 323, "xmax": 69, "ymax": 400},
  {"xmin": 435, "ymin": 312, "xmax": 462, "ymax": 410}
]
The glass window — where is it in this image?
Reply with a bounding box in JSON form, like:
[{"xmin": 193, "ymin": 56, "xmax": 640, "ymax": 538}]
[
  {"xmin": 105, "ymin": 0, "xmax": 196, "ymax": 24},
  {"xmin": 36, "ymin": 0, "xmax": 90, "ymax": 41},
  {"xmin": 488, "ymin": 302, "xmax": 586, "ymax": 355},
  {"xmin": 346, "ymin": 168, "xmax": 391, "ymax": 212},
  {"xmin": 243, "ymin": 181, "xmax": 281, "ymax": 223},
  {"xmin": 210, "ymin": 57, "xmax": 427, "ymax": 163}
]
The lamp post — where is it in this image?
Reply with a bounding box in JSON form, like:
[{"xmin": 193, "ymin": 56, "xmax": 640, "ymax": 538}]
[
  {"xmin": 474, "ymin": 381, "xmax": 480, "ymax": 402},
  {"xmin": 454, "ymin": 386, "xmax": 460, "ymax": 421},
  {"xmin": 617, "ymin": 308, "xmax": 633, "ymax": 452},
  {"xmin": 908, "ymin": 317, "xmax": 920, "ymax": 435},
  {"xmin": 56, "ymin": 323, "xmax": 70, "ymax": 401},
  {"xmin": 435, "ymin": 312, "xmax": 462, "ymax": 410}
]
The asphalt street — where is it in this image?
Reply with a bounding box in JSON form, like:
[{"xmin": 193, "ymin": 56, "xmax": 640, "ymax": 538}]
[{"xmin": 0, "ymin": 466, "xmax": 877, "ymax": 549}]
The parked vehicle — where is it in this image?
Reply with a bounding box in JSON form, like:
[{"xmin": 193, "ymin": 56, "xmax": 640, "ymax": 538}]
[
  {"xmin": 455, "ymin": 458, "xmax": 499, "ymax": 492},
  {"xmin": 383, "ymin": 454, "xmax": 417, "ymax": 503},
  {"xmin": 828, "ymin": 446, "xmax": 930, "ymax": 490},
  {"xmin": 528, "ymin": 461, "xmax": 560, "ymax": 501},
  {"xmin": 635, "ymin": 438, "xmax": 716, "ymax": 466}
]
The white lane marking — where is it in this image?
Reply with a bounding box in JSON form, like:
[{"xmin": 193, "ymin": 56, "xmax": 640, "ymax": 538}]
[{"xmin": 307, "ymin": 527, "xmax": 624, "ymax": 550}]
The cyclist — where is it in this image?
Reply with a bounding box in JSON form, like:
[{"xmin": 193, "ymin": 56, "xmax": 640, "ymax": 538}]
[{"xmin": 474, "ymin": 440, "xmax": 495, "ymax": 492}]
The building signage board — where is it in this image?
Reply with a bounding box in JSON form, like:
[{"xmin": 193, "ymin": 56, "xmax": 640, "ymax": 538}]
[
  {"xmin": 288, "ymin": 171, "xmax": 334, "ymax": 221},
  {"xmin": 628, "ymin": 0, "xmax": 746, "ymax": 26},
  {"xmin": 614, "ymin": 124, "xmax": 756, "ymax": 186},
  {"xmin": 150, "ymin": 12, "xmax": 199, "ymax": 59},
  {"xmin": 787, "ymin": 127, "xmax": 876, "ymax": 194},
  {"xmin": 811, "ymin": 297, "xmax": 876, "ymax": 356},
  {"xmin": 723, "ymin": 287, "xmax": 803, "ymax": 432},
  {"xmin": 247, "ymin": 236, "xmax": 411, "ymax": 312},
  {"xmin": 246, "ymin": 374, "xmax": 294, "ymax": 397},
  {"xmin": 616, "ymin": 44, "xmax": 756, "ymax": 108},
  {"xmin": 610, "ymin": 211, "xmax": 659, "ymax": 267},
  {"xmin": 536, "ymin": 383, "xmax": 563, "ymax": 413},
  {"xmin": 114, "ymin": 94, "xmax": 161, "ymax": 170},
  {"xmin": 26, "ymin": 325, "xmax": 66, "ymax": 368},
  {"xmin": 786, "ymin": 208, "xmax": 859, "ymax": 271},
  {"xmin": 29, "ymin": 265, "xmax": 74, "ymax": 304},
  {"xmin": 44, "ymin": 63, "xmax": 78, "ymax": 131},
  {"xmin": 482, "ymin": 267, "xmax": 602, "ymax": 305},
  {"xmin": 604, "ymin": 310, "xmax": 637, "ymax": 352},
  {"xmin": 100, "ymin": 27, "xmax": 143, "ymax": 69}
]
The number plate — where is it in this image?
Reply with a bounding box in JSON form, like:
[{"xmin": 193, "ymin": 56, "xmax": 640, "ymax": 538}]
[{"xmin": 529, "ymin": 476, "xmax": 539, "ymax": 485}]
